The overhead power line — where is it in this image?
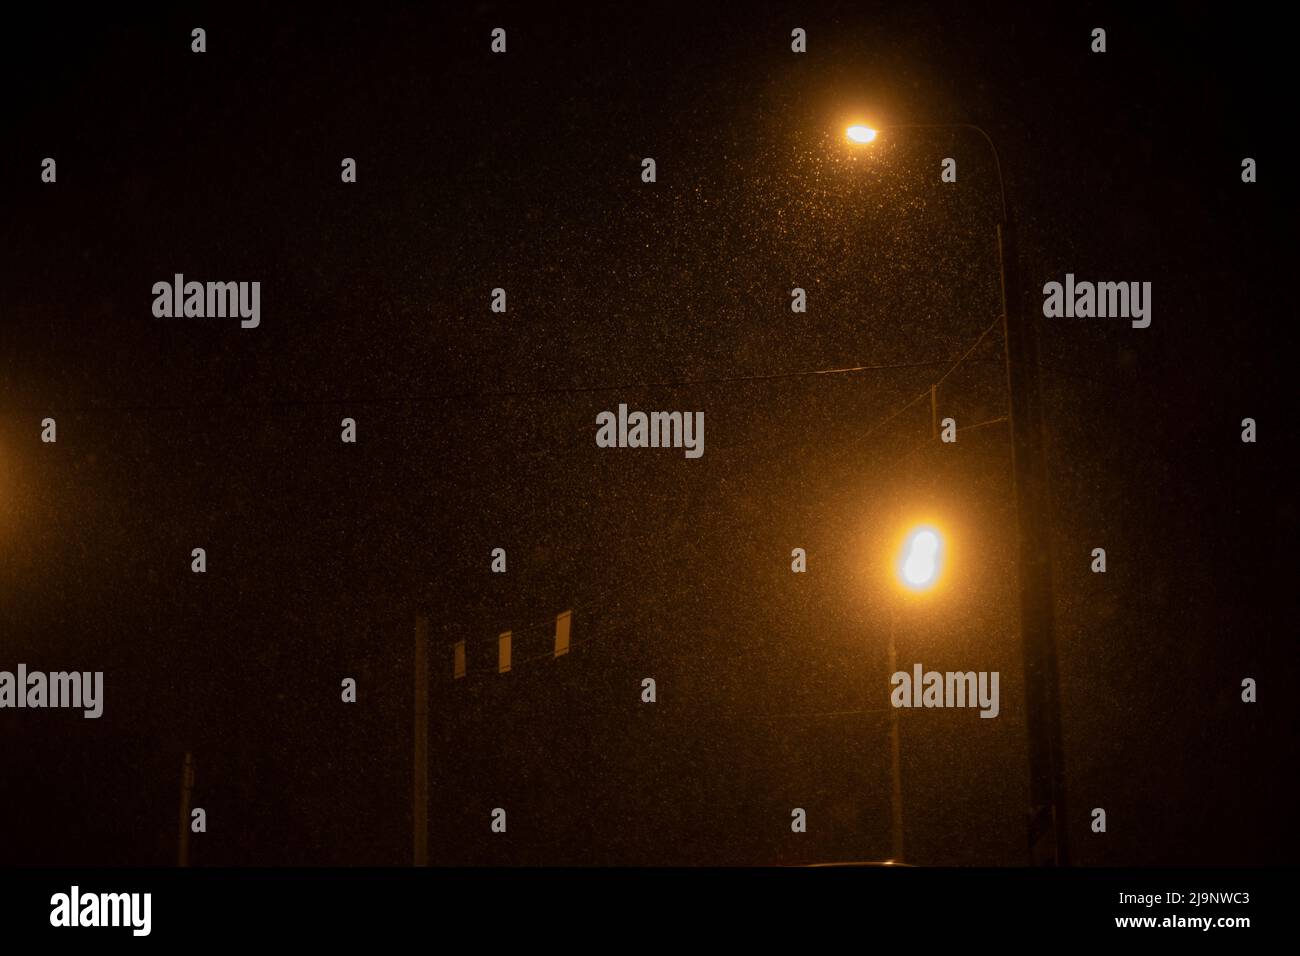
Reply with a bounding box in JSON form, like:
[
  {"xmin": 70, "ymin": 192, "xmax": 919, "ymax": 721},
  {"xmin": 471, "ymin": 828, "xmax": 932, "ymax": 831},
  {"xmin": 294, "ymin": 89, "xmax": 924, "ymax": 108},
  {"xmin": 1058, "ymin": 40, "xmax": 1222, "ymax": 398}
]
[{"xmin": 0, "ymin": 358, "xmax": 953, "ymax": 417}]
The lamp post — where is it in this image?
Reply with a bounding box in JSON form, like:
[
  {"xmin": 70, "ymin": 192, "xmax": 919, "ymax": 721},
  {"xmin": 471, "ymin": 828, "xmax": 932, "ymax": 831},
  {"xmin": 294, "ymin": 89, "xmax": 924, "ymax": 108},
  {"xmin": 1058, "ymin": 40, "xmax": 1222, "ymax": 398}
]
[
  {"xmin": 850, "ymin": 125, "xmax": 1068, "ymax": 866},
  {"xmin": 887, "ymin": 603, "xmax": 903, "ymax": 863},
  {"xmin": 885, "ymin": 524, "xmax": 944, "ymax": 863}
]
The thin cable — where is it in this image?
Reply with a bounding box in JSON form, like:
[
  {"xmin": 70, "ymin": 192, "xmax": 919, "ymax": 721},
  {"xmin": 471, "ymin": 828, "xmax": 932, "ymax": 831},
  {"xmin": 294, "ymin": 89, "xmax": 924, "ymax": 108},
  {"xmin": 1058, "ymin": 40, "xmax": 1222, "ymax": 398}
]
[
  {"xmin": 0, "ymin": 358, "xmax": 952, "ymax": 417},
  {"xmin": 896, "ymin": 415, "xmax": 1011, "ymax": 465},
  {"xmin": 818, "ymin": 316, "xmax": 1003, "ymax": 475},
  {"xmin": 934, "ymin": 318, "xmax": 1000, "ymax": 390},
  {"xmin": 717, "ymin": 708, "xmax": 894, "ymax": 720},
  {"xmin": 444, "ymin": 320, "xmax": 1008, "ymax": 681},
  {"xmin": 444, "ymin": 318, "xmax": 1007, "ymax": 680}
]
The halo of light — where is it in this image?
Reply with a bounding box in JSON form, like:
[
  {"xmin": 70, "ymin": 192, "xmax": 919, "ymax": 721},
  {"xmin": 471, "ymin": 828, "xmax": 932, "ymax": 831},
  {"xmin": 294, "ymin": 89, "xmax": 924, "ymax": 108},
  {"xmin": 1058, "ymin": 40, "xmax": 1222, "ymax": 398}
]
[{"xmin": 899, "ymin": 526, "xmax": 942, "ymax": 590}]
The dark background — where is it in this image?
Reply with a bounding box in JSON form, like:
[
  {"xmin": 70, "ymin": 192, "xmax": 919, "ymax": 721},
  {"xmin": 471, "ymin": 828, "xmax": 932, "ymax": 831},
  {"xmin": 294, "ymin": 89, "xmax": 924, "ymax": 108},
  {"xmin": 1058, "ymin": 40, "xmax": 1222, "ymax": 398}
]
[{"xmin": 1, "ymin": 1, "xmax": 1294, "ymax": 866}]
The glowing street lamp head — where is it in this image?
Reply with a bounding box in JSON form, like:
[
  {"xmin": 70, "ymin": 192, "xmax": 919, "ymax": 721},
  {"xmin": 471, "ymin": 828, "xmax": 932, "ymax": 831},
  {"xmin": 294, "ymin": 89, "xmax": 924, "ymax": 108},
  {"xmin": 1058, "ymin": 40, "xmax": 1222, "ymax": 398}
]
[
  {"xmin": 898, "ymin": 526, "xmax": 943, "ymax": 591},
  {"xmin": 846, "ymin": 125, "xmax": 878, "ymax": 144}
]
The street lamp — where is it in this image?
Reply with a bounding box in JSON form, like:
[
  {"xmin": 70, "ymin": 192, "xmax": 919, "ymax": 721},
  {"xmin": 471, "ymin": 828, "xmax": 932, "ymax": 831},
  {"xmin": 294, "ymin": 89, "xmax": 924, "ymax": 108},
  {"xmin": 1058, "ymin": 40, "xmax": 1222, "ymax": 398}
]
[
  {"xmin": 848, "ymin": 121, "xmax": 1068, "ymax": 866},
  {"xmin": 899, "ymin": 525, "xmax": 943, "ymax": 591},
  {"xmin": 883, "ymin": 522, "xmax": 945, "ymax": 863}
]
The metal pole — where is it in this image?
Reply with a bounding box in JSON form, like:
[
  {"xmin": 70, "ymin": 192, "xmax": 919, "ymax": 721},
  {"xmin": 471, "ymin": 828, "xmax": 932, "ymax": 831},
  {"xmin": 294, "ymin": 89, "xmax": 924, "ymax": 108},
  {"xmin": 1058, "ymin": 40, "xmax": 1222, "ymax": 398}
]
[
  {"xmin": 887, "ymin": 123, "xmax": 1068, "ymax": 865},
  {"xmin": 887, "ymin": 604, "xmax": 905, "ymax": 863},
  {"xmin": 996, "ymin": 219, "xmax": 1068, "ymax": 866}
]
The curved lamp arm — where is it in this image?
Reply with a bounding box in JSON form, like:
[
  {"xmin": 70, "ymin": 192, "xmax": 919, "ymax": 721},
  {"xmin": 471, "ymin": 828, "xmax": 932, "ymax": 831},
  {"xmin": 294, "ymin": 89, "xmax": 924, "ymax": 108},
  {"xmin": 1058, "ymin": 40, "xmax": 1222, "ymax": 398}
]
[{"xmin": 879, "ymin": 123, "xmax": 1008, "ymax": 225}]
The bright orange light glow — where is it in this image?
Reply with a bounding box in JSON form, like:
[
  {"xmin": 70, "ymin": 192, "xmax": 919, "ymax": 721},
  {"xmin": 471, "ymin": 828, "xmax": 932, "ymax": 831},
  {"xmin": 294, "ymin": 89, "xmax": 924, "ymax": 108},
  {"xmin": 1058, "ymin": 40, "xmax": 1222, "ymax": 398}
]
[
  {"xmin": 896, "ymin": 524, "xmax": 944, "ymax": 592},
  {"xmin": 846, "ymin": 125, "xmax": 878, "ymax": 143}
]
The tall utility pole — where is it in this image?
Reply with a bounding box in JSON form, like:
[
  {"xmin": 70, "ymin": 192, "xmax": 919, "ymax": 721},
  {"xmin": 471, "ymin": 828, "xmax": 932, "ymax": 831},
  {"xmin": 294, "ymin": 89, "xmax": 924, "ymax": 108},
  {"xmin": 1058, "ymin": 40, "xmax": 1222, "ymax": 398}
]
[
  {"xmin": 868, "ymin": 124, "xmax": 1068, "ymax": 864},
  {"xmin": 413, "ymin": 616, "xmax": 429, "ymax": 866},
  {"xmin": 996, "ymin": 214, "xmax": 1069, "ymax": 866}
]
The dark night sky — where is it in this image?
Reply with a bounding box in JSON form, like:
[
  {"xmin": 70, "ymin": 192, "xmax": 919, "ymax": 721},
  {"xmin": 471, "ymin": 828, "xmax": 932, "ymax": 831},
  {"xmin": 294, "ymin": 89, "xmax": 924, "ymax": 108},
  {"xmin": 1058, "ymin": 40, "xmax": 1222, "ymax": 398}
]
[{"xmin": 1, "ymin": 2, "xmax": 1295, "ymax": 866}]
